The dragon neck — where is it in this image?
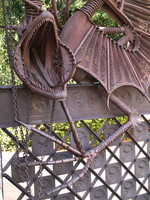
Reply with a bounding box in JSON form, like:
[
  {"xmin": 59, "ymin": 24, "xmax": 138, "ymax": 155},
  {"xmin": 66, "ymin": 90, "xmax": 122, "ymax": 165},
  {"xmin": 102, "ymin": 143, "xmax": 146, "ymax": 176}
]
[
  {"xmin": 80, "ymin": 0, "xmax": 104, "ymax": 19},
  {"xmin": 24, "ymin": 0, "xmax": 43, "ymax": 22}
]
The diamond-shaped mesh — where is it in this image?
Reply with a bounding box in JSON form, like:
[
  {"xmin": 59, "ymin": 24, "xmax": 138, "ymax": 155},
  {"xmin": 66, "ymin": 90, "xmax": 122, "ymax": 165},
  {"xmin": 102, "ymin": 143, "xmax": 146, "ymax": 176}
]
[{"xmin": 1, "ymin": 115, "xmax": 150, "ymax": 199}]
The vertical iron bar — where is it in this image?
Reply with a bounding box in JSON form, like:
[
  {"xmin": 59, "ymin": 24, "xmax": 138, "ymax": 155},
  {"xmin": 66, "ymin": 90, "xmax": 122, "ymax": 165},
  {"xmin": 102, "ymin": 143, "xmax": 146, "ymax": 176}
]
[{"xmin": 60, "ymin": 101, "xmax": 84, "ymax": 153}]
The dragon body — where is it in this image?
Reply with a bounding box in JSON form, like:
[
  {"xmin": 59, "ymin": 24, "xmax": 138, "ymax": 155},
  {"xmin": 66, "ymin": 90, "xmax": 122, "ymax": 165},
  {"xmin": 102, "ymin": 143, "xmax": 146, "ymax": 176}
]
[{"xmin": 11, "ymin": 0, "xmax": 150, "ymax": 198}]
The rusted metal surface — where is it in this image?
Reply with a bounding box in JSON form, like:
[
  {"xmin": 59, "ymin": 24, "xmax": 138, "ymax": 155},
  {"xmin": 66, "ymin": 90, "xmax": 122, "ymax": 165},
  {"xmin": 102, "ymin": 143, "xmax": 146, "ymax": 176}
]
[
  {"xmin": 1, "ymin": 84, "xmax": 150, "ymax": 128},
  {"xmin": 1, "ymin": 0, "xmax": 150, "ymax": 198},
  {"xmin": 13, "ymin": 0, "xmax": 76, "ymax": 100},
  {"xmin": 61, "ymin": 0, "xmax": 150, "ymax": 100},
  {"xmin": 0, "ymin": 146, "xmax": 3, "ymax": 200},
  {"xmin": 2, "ymin": 115, "xmax": 150, "ymax": 199}
]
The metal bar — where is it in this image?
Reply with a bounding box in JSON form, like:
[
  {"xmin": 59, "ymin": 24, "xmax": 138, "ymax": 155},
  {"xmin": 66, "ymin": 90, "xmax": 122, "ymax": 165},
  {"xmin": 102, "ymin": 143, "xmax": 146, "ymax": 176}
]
[
  {"xmin": 2, "ymin": 128, "xmax": 82, "ymax": 200},
  {"xmin": 3, "ymin": 129, "xmax": 35, "ymax": 172},
  {"xmin": 58, "ymin": 0, "xmax": 77, "ymax": 16},
  {"xmin": 16, "ymin": 121, "xmax": 82, "ymax": 157},
  {"xmin": 45, "ymin": 120, "xmax": 123, "ymax": 199},
  {"xmin": 60, "ymin": 101, "xmax": 84, "ymax": 153},
  {"xmin": 0, "ymin": 25, "xmax": 18, "ymax": 30},
  {"xmin": 21, "ymin": 157, "xmax": 80, "ymax": 167},
  {"xmin": 22, "ymin": 0, "xmax": 44, "ymax": 12},
  {"xmin": 50, "ymin": 159, "xmax": 81, "ymax": 199},
  {"xmin": 88, "ymin": 119, "xmax": 109, "ymax": 147},
  {"xmin": 82, "ymin": 160, "xmax": 122, "ymax": 200},
  {"xmin": 51, "ymin": 0, "xmax": 62, "ymax": 30},
  {"xmin": 115, "ymin": 118, "xmax": 150, "ymax": 159},
  {"xmin": 108, "ymin": 139, "xmax": 148, "ymax": 200},
  {"xmin": 86, "ymin": 121, "xmax": 132, "ymax": 156},
  {"xmin": 109, "ymin": 92, "xmax": 132, "ymax": 116},
  {"xmin": 65, "ymin": 0, "xmax": 70, "ymax": 21},
  {"xmin": 3, "ymin": 173, "xmax": 31, "ymax": 198},
  {"xmin": 1, "ymin": 85, "xmax": 150, "ymax": 128},
  {"xmin": 81, "ymin": 121, "xmax": 124, "ymax": 199},
  {"xmin": 82, "ymin": 144, "xmax": 122, "ymax": 200},
  {"xmin": 42, "ymin": 156, "xmax": 94, "ymax": 198},
  {"xmin": 141, "ymin": 115, "xmax": 150, "ymax": 125},
  {"xmin": 81, "ymin": 120, "xmax": 150, "ymax": 194},
  {"xmin": 0, "ymin": 146, "xmax": 3, "ymax": 200},
  {"xmin": 134, "ymin": 175, "xmax": 149, "ymax": 199},
  {"xmin": 18, "ymin": 127, "xmax": 73, "ymax": 200}
]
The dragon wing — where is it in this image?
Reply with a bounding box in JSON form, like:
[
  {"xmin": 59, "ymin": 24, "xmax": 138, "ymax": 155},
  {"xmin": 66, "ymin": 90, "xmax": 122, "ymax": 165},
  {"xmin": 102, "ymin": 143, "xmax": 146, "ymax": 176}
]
[
  {"xmin": 123, "ymin": 0, "xmax": 150, "ymax": 73},
  {"xmin": 60, "ymin": 0, "xmax": 150, "ymax": 100}
]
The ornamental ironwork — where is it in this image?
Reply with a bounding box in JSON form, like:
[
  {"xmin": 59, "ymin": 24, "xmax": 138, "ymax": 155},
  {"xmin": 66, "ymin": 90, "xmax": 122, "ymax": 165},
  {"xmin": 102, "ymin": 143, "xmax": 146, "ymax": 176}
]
[{"xmin": 0, "ymin": 0, "xmax": 150, "ymax": 199}]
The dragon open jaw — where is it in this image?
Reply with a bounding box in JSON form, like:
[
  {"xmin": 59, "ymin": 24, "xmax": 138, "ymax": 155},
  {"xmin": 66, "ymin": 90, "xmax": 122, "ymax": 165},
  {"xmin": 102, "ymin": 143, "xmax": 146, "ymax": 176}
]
[{"xmin": 14, "ymin": 11, "xmax": 76, "ymax": 100}]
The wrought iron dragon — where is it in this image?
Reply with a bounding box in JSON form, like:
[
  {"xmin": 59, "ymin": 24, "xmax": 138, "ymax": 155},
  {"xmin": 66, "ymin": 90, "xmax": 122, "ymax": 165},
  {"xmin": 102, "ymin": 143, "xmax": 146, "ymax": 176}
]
[{"xmin": 5, "ymin": 0, "xmax": 150, "ymax": 198}]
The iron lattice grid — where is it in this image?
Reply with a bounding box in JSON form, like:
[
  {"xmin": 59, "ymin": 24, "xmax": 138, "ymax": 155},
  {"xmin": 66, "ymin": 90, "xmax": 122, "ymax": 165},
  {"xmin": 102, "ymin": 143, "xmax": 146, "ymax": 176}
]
[{"xmin": 1, "ymin": 114, "xmax": 150, "ymax": 200}]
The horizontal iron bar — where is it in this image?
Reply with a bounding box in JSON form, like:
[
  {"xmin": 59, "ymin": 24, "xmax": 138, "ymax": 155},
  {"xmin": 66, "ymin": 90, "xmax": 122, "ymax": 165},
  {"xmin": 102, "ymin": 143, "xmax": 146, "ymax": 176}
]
[
  {"xmin": 16, "ymin": 120, "xmax": 82, "ymax": 157},
  {"xmin": 0, "ymin": 84, "xmax": 150, "ymax": 128},
  {"xmin": 3, "ymin": 173, "xmax": 31, "ymax": 198}
]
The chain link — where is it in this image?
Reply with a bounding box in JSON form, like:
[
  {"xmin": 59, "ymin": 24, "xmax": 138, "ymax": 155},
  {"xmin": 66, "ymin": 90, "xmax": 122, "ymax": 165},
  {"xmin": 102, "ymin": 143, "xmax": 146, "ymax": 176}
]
[
  {"xmin": 2, "ymin": 0, "xmax": 57, "ymax": 198},
  {"xmin": 2, "ymin": 0, "xmax": 33, "ymax": 198}
]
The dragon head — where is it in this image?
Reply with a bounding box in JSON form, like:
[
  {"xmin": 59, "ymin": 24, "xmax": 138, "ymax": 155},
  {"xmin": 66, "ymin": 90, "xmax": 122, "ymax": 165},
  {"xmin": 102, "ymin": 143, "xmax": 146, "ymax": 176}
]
[{"xmin": 14, "ymin": 10, "xmax": 76, "ymax": 100}]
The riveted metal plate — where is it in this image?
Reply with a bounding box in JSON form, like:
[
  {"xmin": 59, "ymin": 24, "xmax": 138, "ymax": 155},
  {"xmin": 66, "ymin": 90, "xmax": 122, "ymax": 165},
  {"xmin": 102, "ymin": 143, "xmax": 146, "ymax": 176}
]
[
  {"xmin": 120, "ymin": 142, "xmax": 135, "ymax": 162},
  {"xmin": 53, "ymin": 151, "xmax": 73, "ymax": 175},
  {"xmin": 106, "ymin": 163, "xmax": 121, "ymax": 185},
  {"xmin": 32, "ymin": 132, "xmax": 53, "ymax": 156},
  {"xmin": 70, "ymin": 127, "xmax": 90, "ymax": 151},
  {"xmin": 54, "ymin": 193, "xmax": 75, "ymax": 200},
  {"xmin": 91, "ymin": 150, "xmax": 106, "ymax": 169},
  {"xmin": 34, "ymin": 175, "xmax": 55, "ymax": 199},
  {"xmin": 121, "ymin": 179, "xmax": 136, "ymax": 199},
  {"xmin": 104, "ymin": 124, "xmax": 121, "ymax": 146},
  {"xmin": 135, "ymin": 158, "xmax": 149, "ymax": 178},
  {"xmin": 73, "ymin": 170, "xmax": 91, "ymax": 193},
  {"xmin": 134, "ymin": 122, "xmax": 149, "ymax": 141},
  {"xmin": 90, "ymin": 186, "xmax": 107, "ymax": 200},
  {"xmin": 11, "ymin": 157, "xmax": 35, "ymax": 183}
]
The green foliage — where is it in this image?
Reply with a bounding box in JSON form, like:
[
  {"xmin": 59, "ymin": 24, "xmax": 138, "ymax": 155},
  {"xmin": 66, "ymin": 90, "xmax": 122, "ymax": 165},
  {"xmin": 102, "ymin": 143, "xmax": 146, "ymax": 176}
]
[
  {"xmin": 0, "ymin": 128, "xmax": 16, "ymax": 151},
  {"xmin": 0, "ymin": 0, "xmax": 23, "ymax": 85}
]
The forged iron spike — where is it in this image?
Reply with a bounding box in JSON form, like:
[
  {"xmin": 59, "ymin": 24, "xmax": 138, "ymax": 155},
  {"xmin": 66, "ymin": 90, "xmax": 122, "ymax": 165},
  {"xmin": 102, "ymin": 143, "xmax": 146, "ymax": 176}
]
[
  {"xmin": 65, "ymin": 0, "xmax": 70, "ymax": 21},
  {"xmin": 16, "ymin": 120, "xmax": 82, "ymax": 156},
  {"xmin": 60, "ymin": 101, "xmax": 84, "ymax": 154},
  {"xmin": 51, "ymin": 0, "xmax": 62, "ymax": 30}
]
